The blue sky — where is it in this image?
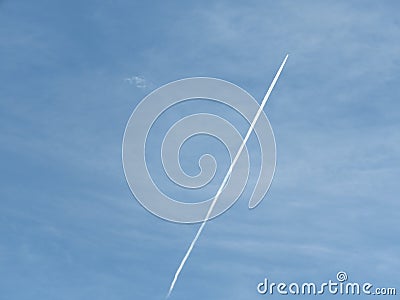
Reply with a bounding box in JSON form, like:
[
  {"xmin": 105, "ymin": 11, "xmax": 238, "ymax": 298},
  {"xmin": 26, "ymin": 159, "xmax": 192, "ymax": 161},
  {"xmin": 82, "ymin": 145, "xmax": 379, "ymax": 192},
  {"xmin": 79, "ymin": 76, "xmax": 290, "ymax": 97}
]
[{"xmin": 1, "ymin": 0, "xmax": 399, "ymax": 299}]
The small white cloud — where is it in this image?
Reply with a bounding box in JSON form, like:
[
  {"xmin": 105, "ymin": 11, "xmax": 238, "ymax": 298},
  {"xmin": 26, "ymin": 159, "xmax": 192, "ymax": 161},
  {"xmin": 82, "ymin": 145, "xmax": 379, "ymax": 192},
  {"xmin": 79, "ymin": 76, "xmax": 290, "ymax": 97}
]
[{"xmin": 124, "ymin": 76, "xmax": 147, "ymax": 89}]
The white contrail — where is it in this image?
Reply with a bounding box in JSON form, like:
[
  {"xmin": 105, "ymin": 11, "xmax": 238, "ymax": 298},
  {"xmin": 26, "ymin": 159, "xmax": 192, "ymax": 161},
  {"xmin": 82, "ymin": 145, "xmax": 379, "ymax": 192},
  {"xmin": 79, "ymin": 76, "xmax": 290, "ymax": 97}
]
[{"xmin": 167, "ymin": 54, "xmax": 289, "ymax": 298}]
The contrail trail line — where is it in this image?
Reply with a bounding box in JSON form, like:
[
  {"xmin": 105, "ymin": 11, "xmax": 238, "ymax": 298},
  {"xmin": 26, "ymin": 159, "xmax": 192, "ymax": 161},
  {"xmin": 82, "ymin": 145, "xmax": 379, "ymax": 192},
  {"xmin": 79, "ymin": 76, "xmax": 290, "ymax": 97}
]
[{"xmin": 167, "ymin": 54, "xmax": 289, "ymax": 298}]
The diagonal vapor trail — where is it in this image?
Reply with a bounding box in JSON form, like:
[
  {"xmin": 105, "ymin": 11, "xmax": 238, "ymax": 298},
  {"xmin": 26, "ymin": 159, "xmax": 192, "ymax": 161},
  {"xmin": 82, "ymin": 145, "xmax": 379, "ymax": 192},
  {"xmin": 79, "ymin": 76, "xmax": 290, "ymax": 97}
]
[{"xmin": 167, "ymin": 54, "xmax": 289, "ymax": 298}]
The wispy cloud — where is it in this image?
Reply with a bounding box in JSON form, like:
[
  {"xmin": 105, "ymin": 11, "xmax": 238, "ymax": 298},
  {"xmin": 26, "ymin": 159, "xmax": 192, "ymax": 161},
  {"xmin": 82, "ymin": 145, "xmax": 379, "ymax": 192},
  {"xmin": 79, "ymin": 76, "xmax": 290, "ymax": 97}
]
[{"xmin": 124, "ymin": 75, "xmax": 147, "ymax": 89}]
